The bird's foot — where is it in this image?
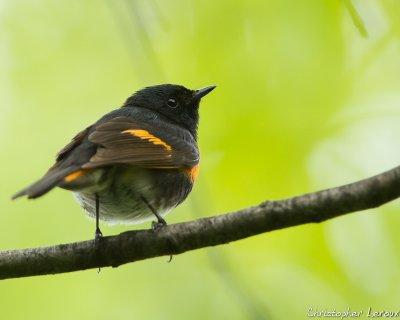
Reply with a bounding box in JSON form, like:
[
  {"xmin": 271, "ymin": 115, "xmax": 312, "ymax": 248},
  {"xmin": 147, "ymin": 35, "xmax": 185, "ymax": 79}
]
[
  {"xmin": 94, "ymin": 227, "xmax": 103, "ymax": 242},
  {"xmin": 152, "ymin": 217, "xmax": 167, "ymax": 231}
]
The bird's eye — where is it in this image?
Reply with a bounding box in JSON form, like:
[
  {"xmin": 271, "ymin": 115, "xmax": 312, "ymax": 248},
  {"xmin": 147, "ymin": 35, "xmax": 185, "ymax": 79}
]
[{"xmin": 167, "ymin": 98, "xmax": 178, "ymax": 109}]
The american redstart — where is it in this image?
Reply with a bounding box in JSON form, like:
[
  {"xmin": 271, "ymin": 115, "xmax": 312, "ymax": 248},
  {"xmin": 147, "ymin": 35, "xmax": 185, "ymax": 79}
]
[{"xmin": 13, "ymin": 84, "xmax": 216, "ymax": 239}]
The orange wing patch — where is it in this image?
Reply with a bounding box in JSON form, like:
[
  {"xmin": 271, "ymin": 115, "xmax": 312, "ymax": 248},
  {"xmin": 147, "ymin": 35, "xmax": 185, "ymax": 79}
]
[
  {"xmin": 64, "ymin": 170, "xmax": 85, "ymax": 182},
  {"xmin": 185, "ymin": 164, "xmax": 199, "ymax": 183},
  {"xmin": 122, "ymin": 129, "xmax": 172, "ymax": 151}
]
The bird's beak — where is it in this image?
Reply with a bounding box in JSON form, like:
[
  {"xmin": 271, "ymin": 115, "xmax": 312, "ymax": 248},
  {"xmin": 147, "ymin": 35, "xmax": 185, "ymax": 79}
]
[{"xmin": 193, "ymin": 85, "xmax": 216, "ymax": 100}]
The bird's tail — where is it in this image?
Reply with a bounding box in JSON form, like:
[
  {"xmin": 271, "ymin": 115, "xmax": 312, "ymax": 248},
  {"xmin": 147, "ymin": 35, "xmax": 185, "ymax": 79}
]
[{"xmin": 12, "ymin": 167, "xmax": 78, "ymax": 200}]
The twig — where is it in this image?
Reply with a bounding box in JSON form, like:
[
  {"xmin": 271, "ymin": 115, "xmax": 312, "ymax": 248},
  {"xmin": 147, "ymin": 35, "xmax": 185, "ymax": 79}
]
[{"xmin": 344, "ymin": 0, "xmax": 368, "ymax": 38}]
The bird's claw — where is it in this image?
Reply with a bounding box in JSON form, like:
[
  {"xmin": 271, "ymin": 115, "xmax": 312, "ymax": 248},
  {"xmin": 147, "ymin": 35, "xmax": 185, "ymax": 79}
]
[
  {"xmin": 95, "ymin": 227, "xmax": 103, "ymax": 242},
  {"xmin": 152, "ymin": 218, "xmax": 167, "ymax": 231}
]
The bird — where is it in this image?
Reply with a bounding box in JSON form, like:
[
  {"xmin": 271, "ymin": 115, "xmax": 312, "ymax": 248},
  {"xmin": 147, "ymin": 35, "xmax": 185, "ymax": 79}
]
[{"xmin": 12, "ymin": 84, "xmax": 216, "ymax": 239}]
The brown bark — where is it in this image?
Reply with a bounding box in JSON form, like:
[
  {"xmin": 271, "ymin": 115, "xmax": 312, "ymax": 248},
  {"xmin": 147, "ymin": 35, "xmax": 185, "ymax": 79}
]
[{"xmin": 1, "ymin": 165, "xmax": 400, "ymax": 280}]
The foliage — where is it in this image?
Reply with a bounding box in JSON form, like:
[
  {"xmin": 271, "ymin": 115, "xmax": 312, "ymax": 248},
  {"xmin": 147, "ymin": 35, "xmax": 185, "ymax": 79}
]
[{"xmin": 1, "ymin": 0, "xmax": 400, "ymax": 318}]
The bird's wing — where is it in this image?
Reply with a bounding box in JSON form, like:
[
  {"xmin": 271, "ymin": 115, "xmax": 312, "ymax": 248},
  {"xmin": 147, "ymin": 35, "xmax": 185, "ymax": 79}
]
[
  {"xmin": 82, "ymin": 116, "xmax": 199, "ymax": 169},
  {"xmin": 56, "ymin": 126, "xmax": 92, "ymax": 161},
  {"xmin": 12, "ymin": 115, "xmax": 199, "ymax": 200}
]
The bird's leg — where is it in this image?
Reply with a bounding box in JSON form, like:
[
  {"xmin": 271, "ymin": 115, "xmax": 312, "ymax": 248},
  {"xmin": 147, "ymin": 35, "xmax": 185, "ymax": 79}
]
[
  {"xmin": 95, "ymin": 193, "xmax": 103, "ymax": 241},
  {"xmin": 140, "ymin": 195, "xmax": 172, "ymax": 262},
  {"xmin": 140, "ymin": 195, "xmax": 167, "ymax": 230}
]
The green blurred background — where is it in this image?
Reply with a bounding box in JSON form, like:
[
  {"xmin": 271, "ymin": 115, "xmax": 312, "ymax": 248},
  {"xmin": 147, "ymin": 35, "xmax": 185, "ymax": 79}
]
[{"xmin": 1, "ymin": 0, "xmax": 400, "ymax": 319}]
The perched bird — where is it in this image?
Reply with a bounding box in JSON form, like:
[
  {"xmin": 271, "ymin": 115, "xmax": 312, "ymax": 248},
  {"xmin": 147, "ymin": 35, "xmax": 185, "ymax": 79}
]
[{"xmin": 13, "ymin": 84, "xmax": 215, "ymax": 238}]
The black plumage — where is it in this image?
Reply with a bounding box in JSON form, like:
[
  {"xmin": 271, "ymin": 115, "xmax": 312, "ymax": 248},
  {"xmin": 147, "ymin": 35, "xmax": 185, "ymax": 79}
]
[{"xmin": 12, "ymin": 84, "xmax": 215, "ymax": 232}]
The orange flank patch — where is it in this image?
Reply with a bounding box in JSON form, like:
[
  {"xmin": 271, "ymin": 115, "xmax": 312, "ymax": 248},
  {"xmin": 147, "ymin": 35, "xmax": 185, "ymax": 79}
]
[
  {"xmin": 64, "ymin": 170, "xmax": 85, "ymax": 182},
  {"xmin": 185, "ymin": 164, "xmax": 199, "ymax": 183},
  {"xmin": 122, "ymin": 129, "xmax": 172, "ymax": 151}
]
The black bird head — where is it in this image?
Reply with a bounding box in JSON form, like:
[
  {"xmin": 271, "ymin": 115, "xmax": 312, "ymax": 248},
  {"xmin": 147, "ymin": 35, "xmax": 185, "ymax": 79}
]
[{"xmin": 123, "ymin": 84, "xmax": 216, "ymax": 136}]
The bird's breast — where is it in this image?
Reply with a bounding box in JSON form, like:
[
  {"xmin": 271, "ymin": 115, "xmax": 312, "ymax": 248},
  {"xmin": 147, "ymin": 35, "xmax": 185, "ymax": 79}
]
[{"xmin": 73, "ymin": 165, "xmax": 194, "ymax": 225}]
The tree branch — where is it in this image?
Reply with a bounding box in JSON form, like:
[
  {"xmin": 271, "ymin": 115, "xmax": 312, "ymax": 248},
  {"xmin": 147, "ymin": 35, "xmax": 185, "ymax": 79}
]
[{"xmin": 2, "ymin": 165, "xmax": 400, "ymax": 280}]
